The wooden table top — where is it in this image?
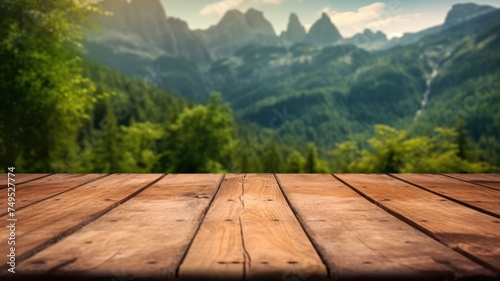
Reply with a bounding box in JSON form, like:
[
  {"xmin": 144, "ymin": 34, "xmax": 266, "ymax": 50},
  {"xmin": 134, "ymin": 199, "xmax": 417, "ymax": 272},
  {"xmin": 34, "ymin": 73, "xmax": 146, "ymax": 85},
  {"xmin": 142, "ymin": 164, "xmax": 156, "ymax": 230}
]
[{"xmin": 1, "ymin": 173, "xmax": 499, "ymax": 280}]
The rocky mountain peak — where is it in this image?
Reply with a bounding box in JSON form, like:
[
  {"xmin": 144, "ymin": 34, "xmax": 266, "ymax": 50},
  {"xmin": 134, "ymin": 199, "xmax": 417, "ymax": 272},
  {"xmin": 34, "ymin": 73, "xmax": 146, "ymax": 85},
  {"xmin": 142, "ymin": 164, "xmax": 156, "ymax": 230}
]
[
  {"xmin": 280, "ymin": 13, "xmax": 306, "ymax": 44},
  {"xmin": 307, "ymin": 12, "xmax": 342, "ymax": 45},
  {"xmin": 129, "ymin": 0, "xmax": 166, "ymax": 17},
  {"xmin": 445, "ymin": 3, "xmax": 495, "ymax": 25}
]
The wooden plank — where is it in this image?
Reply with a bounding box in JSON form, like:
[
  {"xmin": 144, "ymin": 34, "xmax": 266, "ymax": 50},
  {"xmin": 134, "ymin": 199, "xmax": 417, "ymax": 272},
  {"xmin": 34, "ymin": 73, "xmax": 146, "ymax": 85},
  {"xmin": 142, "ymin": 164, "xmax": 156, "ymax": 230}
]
[
  {"xmin": 0, "ymin": 174, "xmax": 50, "ymax": 189},
  {"xmin": 0, "ymin": 174, "xmax": 107, "ymax": 215},
  {"xmin": 445, "ymin": 174, "xmax": 500, "ymax": 191},
  {"xmin": 0, "ymin": 173, "xmax": 163, "ymax": 272},
  {"xmin": 336, "ymin": 174, "xmax": 500, "ymax": 276},
  {"xmin": 16, "ymin": 174, "xmax": 223, "ymax": 280},
  {"xmin": 179, "ymin": 174, "xmax": 327, "ymax": 280},
  {"xmin": 393, "ymin": 174, "xmax": 500, "ymax": 217},
  {"xmin": 178, "ymin": 174, "xmax": 245, "ymax": 280},
  {"xmin": 276, "ymin": 174, "xmax": 492, "ymax": 280}
]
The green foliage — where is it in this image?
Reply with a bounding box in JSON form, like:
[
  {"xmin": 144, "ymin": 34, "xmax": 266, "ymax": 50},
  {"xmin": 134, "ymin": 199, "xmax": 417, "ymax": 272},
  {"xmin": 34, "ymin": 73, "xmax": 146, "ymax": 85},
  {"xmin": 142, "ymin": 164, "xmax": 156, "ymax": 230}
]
[
  {"xmin": 0, "ymin": 0, "xmax": 99, "ymax": 171},
  {"xmin": 2, "ymin": 2, "xmax": 498, "ymax": 173},
  {"xmin": 206, "ymin": 13, "xmax": 500, "ymax": 169},
  {"xmin": 331, "ymin": 125, "xmax": 492, "ymax": 173},
  {"xmin": 261, "ymin": 141, "xmax": 284, "ymax": 173},
  {"xmin": 330, "ymin": 141, "xmax": 360, "ymax": 173},
  {"xmin": 164, "ymin": 93, "xmax": 237, "ymax": 172},
  {"xmin": 118, "ymin": 122, "xmax": 164, "ymax": 173},
  {"xmin": 286, "ymin": 151, "xmax": 305, "ymax": 173}
]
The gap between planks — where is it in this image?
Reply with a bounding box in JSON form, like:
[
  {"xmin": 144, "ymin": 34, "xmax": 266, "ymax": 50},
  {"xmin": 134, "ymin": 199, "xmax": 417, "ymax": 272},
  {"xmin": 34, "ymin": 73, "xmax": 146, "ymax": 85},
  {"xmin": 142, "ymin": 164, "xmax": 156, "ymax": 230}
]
[
  {"xmin": 273, "ymin": 173, "xmax": 332, "ymax": 279},
  {"xmin": 443, "ymin": 174, "xmax": 500, "ymax": 191},
  {"xmin": 16, "ymin": 174, "xmax": 224, "ymax": 280},
  {"xmin": 277, "ymin": 174, "xmax": 492, "ymax": 280},
  {"xmin": 391, "ymin": 174, "xmax": 500, "ymax": 218},
  {"xmin": 0, "ymin": 174, "xmax": 52, "ymax": 189},
  {"xmin": 0, "ymin": 174, "xmax": 109, "ymax": 216},
  {"xmin": 334, "ymin": 174, "xmax": 500, "ymax": 276},
  {"xmin": 174, "ymin": 173, "xmax": 227, "ymax": 279},
  {"xmin": 178, "ymin": 174, "xmax": 328, "ymax": 281},
  {"xmin": 0, "ymin": 174, "xmax": 165, "ymax": 273}
]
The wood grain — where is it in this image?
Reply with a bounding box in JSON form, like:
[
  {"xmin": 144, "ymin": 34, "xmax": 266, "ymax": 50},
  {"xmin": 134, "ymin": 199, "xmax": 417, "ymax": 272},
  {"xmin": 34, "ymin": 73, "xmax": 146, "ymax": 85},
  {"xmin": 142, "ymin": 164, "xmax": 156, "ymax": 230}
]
[
  {"xmin": 179, "ymin": 174, "xmax": 327, "ymax": 280},
  {"xmin": 179, "ymin": 174, "xmax": 246, "ymax": 280},
  {"xmin": 336, "ymin": 174, "xmax": 500, "ymax": 275},
  {"xmin": 0, "ymin": 173, "xmax": 163, "ymax": 272},
  {"xmin": 393, "ymin": 174, "xmax": 500, "ymax": 217},
  {"xmin": 392, "ymin": 174, "xmax": 500, "ymax": 218},
  {"xmin": 445, "ymin": 174, "xmax": 500, "ymax": 191},
  {"xmin": 0, "ymin": 174, "xmax": 50, "ymax": 189},
  {"xmin": 17, "ymin": 174, "xmax": 223, "ymax": 280},
  {"xmin": 0, "ymin": 174, "xmax": 107, "ymax": 215},
  {"xmin": 276, "ymin": 174, "xmax": 491, "ymax": 280}
]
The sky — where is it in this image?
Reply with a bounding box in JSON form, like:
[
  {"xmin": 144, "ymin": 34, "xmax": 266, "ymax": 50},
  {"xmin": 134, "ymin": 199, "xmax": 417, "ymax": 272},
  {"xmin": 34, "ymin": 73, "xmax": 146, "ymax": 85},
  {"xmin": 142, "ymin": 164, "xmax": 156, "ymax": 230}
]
[{"xmin": 159, "ymin": 0, "xmax": 500, "ymax": 38}]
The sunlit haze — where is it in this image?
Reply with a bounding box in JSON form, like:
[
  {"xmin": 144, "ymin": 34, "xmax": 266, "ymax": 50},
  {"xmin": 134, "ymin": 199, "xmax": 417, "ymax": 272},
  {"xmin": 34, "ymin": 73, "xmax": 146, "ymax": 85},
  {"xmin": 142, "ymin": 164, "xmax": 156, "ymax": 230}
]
[{"xmin": 160, "ymin": 0, "xmax": 500, "ymax": 38}]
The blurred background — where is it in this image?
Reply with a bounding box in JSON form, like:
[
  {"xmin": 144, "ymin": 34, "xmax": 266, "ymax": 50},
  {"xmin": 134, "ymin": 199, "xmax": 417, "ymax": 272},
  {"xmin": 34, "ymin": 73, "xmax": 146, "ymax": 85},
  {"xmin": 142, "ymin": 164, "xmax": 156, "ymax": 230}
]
[{"xmin": 1, "ymin": 0, "xmax": 499, "ymax": 173}]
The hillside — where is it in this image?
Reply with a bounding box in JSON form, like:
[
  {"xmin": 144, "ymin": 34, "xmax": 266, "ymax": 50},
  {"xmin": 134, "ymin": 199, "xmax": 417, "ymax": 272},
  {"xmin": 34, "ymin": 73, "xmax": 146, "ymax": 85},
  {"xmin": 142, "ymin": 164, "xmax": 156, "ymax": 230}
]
[
  {"xmin": 207, "ymin": 9, "xmax": 499, "ymax": 150},
  {"xmin": 81, "ymin": 2, "xmax": 500, "ymax": 170}
]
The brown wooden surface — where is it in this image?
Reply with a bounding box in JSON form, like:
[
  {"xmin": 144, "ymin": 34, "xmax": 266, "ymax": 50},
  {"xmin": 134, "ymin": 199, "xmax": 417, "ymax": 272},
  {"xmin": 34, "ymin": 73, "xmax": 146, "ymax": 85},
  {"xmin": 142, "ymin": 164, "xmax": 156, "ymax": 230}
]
[
  {"xmin": 0, "ymin": 174, "xmax": 107, "ymax": 215},
  {"xmin": 0, "ymin": 173, "xmax": 50, "ymax": 189},
  {"xmin": 2, "ymin": 173, "xmax": 499, "ymax": 280},
  {"xmin": 179, "ymin": 174, "xmax": 327, "ymax": 280},
  {"xmin": 276, "ymin": 174, "xmax": 490, "ymax": 280},
  {"xmin": 17, "ymin": 174, "xmax": 223, "ymax": 280},
  {"xmin": 393, "ymin": 174, "xmax": 500, "ymax": 217},
  {"xmin": 0, "ymin": 174, "xmax": 163, "ymax": 271},
  {"xmin": 445, "ymin": 174, "xmax": 500, "ymax": 191},
  {"xmin": 336, "ymin": 174, "xmax": 500, "ymax": 275}
]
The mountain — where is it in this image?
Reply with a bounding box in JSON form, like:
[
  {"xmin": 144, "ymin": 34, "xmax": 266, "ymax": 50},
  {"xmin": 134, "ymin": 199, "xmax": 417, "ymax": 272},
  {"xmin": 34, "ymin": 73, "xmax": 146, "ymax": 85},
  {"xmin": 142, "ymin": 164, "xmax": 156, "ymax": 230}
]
[
  {"xmin": 444, "ymin": 3, "xmax": 495, "ymax": 25},
  {"xmin": 307, "ymin": 13, "xmax": 343, "ymax": 45},
  {"xmin": 197, "ymin": 9, "xmax": 281, "ymax": 58},
  {"xmin": 280, "ymin": 13, "xmax": 307, "ymax": 45},
  {"xmin": 382, "ymin": 3, "xmax": 496, "ymax": 50},
  {"xmin": 207, "ymin": 8, "xmax": 500, "ymax": 154},
  {"xmin": 86, "ymin": 0, "xmax": 213, "ymax": 63},
  {"xmin": 345, "ymin": 29, "xmax": 388, "ymax": 50}
]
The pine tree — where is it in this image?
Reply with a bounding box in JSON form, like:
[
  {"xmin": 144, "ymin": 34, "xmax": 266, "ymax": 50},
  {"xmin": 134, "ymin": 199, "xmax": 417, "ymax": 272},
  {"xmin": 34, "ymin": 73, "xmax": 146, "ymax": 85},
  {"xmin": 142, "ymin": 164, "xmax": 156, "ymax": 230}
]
[
  {"xmin": 287, "ymin": 151, "xmax": 306, "ymax": 173},
  {"xmin": 305, "ymin": 143, "xmax": 318, "ymax": 173},
  {"xmin": 261, "ymin": 141, "xmax": 284, "ymax": 173}
]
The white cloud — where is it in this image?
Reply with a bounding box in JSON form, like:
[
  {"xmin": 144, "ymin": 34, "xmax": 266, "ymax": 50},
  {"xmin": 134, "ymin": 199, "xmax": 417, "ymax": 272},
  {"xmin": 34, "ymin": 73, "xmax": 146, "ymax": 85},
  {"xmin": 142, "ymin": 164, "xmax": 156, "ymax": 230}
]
[
  {"xmin": 200, "ymin": 0, "xmax": 244, "ymax": 16},
  {"xmin": 320, "ymin": 2, "xmax": 421, "ymax": 39},
  {"xmin": 200, "ymin": 0, "xmax": 283, "ymax": 16},
  {"xmin": 259, "ymin": 0, "xmax": 283, "ymax": 3}
]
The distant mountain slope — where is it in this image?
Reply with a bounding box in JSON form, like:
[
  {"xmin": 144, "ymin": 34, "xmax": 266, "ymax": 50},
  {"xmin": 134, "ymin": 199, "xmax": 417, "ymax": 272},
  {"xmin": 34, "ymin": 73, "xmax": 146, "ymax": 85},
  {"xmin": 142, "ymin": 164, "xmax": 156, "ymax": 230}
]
[
  {"xmin": 83, "ymin": 1, "xmax": 500, "ymax": 154},
  {"xmin": 280, "ymin": 13, "xmax": 307, "ymax": 46},
  {"xmin": 307, "ymin": 13, "xmax": 343, "ymax": 45},
  {"xmin": 208, "ymin": 9, "xmax": 500, "ymax": 149},
  {"xmin": 444, "ymin": 3, "xmax": 495, "ymax": 25},
  {"xmin": 86, "ymin": 0, "xmax": 213, "ymax": 63},
  {"xmin": 382, "ymin": 3, "xmax": 496, "ymax": 50},
  {"xmin": 344, "ymin": 29, "xmax": 388, "ymax": 50},
  {"xmin": 196, "ymin": 9, "xmax": 282, "ymax": 59}
]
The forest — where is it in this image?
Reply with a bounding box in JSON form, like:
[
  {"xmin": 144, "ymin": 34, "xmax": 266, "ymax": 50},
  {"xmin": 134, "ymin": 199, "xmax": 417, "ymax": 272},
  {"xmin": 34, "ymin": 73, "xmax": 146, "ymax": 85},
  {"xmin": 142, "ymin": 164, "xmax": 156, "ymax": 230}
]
[{"xmin": 0, "ymin": 0, "xmax": 498, "ymax": 173}]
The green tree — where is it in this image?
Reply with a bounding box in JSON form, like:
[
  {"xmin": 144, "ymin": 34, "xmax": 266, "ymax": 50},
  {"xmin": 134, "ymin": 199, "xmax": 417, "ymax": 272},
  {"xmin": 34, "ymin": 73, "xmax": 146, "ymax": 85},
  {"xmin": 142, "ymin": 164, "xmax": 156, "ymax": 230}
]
[
  {"xmin": 355, "ymin": 125, "xmax": 406, "ymax": 173},
  {"xmin": 305, "ymin": 143, "xmax": 318, "ymax": 173},
  {"xmin": 330, "ymin": 141, "xmax": 360, "ymax": 172},
  {"xmin": 165, "ymin": 93, "xmax": 237, "ymax": 172},
  {"xmin": 336, "ymin": 124, "xmax": 492, "ymax": 173},
  {"xmin": 118, "ymin": 122, "xmax": 164, "ymax": 173},
  {"xmin": 456, "ymin": 118, "xmax": 468, "ymax": 160},
  {"xmin": 261, "ymin": 141, "xmax": 284, "ymax": 173},
  {"xmin": 92, "ymin": 104, "xmax": 121, "ymax": 173},
  {"xmin": 0, "ymin": 0, "xmax": 99, "ymax": 171},
  {"xmin": 304, "ymin": 143, "xmax": 330, "ymax": 173},
  {"xmin": 286, "ymin": 151, "xmax": 305, "ymax": 173}
]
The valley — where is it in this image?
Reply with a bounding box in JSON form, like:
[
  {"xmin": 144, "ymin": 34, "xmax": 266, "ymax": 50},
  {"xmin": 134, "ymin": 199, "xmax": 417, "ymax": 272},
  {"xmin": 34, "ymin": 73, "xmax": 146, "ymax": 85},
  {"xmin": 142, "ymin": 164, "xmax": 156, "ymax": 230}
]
[
  {"xmin": 2, "ymin": 0, "xmax": 499, "ymax": 173},
  {"xmin": 80, "ymin": 0, "xmax": 500, "ymax": 171}
]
